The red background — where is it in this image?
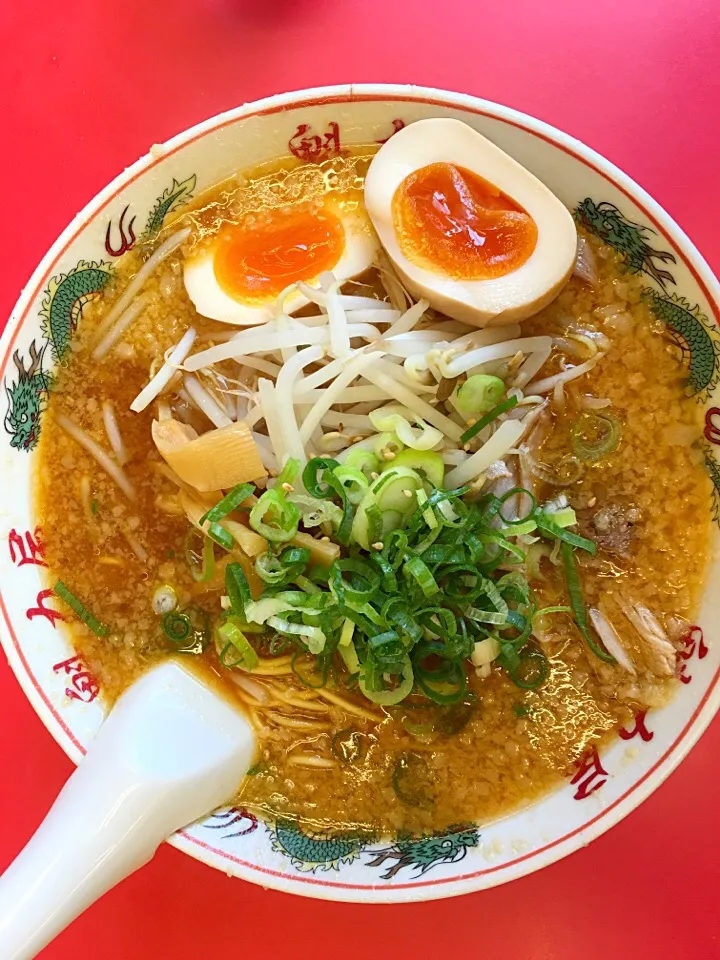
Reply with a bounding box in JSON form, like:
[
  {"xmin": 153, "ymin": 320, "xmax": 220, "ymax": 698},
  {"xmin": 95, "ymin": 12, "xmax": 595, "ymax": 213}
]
[{"xmin": 1, "ymin": 0, "xmax": 720, "ymax": 957}]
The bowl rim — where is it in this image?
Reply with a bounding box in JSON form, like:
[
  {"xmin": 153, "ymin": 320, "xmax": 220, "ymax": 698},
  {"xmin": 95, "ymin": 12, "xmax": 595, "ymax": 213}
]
[{"xmin": 2, "ymin": 82, "xmax": 719, "ymax": 902}]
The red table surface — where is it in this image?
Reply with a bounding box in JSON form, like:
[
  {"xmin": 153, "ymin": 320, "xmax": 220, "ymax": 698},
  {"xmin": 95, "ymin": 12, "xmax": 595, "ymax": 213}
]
[{"xmin": 2, "ymin": 0, "xmax": 720, "ymax": 957}]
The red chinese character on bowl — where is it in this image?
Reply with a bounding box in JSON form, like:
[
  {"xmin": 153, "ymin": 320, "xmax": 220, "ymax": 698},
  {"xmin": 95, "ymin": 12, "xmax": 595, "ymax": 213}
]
[
  {"xmin": 570, "ymin": 747, "xmax": 608, "ymax": 800},
  {"xmin": 288, "ymin": 122, "xmax": 341, "ymax": 162},
  {"xmin": 677, "ymin": 625, "xmax": 708, "ymax": 685},
  {"xmin": 8, "ymin": 527, "xmax": 46, "ymax": 567},
  {"xmin": 618, "ymin": 710, "xmax": 654, "ymax": 743},
  {"xmin": 53, "ymin": 655, "xmax": 100, "ymax": 704}
]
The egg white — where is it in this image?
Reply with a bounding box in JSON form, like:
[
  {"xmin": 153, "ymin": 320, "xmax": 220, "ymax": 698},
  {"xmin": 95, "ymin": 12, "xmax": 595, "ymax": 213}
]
[
  {"xmin": 364, "ymin": 118, "xmax": 578, "ymax": 327},
  {"xmin": 183, "ymin": 204, "xmax": 378, "ymax": 325}
]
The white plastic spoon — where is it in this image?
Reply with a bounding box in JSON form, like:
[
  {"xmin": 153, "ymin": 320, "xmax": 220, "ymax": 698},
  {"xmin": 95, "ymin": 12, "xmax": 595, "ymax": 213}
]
[{"xmin": 0, "ymin": 658, "xmax": 256, "ymax": 960}]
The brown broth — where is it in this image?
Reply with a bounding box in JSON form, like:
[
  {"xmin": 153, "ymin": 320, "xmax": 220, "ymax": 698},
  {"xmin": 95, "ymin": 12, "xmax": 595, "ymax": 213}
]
[{"xmin": 35, "ymin": 157, "xmax": 710, "ymax": 837}]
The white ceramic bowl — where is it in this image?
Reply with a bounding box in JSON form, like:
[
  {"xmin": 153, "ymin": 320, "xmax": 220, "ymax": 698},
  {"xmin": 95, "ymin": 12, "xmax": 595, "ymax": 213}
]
[{"xmin": 2, "ymin": 84, "xmax": 719, "ymax": 903}]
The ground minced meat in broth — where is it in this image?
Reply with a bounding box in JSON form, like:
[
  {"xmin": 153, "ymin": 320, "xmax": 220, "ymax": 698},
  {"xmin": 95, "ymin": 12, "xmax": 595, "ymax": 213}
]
[{"xmin": 36, "ymin": 152, "xmax": 709, "ymax": 836}]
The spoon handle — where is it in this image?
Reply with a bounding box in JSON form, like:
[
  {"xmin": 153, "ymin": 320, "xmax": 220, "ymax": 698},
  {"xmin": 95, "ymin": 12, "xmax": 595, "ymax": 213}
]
[
  {"xmin": 0, "ymin": 736, "xmax": 168, "ymax": 960},
  {"xmin": 0, "ymin": 661, "xmax": 255, "ymax": 960}
]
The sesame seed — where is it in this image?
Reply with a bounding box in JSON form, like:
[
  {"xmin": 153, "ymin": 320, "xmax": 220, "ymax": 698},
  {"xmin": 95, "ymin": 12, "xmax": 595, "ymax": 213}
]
[
  {"xmin": 370, "ymin": 472, "xmax": 379, "ymax": 480},
  {"xmin": 282, "ymin": 482, "xmax": 294, "ymax": 493},
  {"xmin": 403, "ymin": 488, "xmax": 413, "ymax": 498},
  {"xmin": 382, "ymin": 449, "xmax": 396, "ymax": 460},
  {"xmin": 372, "ymin": 541, "xmax": 384, "ymax": 550}
]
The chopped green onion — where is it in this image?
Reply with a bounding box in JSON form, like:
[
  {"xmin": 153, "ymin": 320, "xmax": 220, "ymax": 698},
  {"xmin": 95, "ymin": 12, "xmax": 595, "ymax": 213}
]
[
  {"xmin": 437, "ymin": 696, "xmax": 476, "ymax": 736},
  {"xmin": 222, "ymin": 467, "xmax": 555, "ymax": 705},
  {"xmin": 503, "ymin": 518, "xmax": 537, "ymax": 537},
  {"xmin": 302, "ymin": 457, "xmax": 340, "ymax": 498},
  {"xmin": 290, "ymin": 648, "xmax": 330, "ymax": 689},
  {"xmin": 275, "ymin": 457, "xmax": 301, "ymax": 488},
  {"xmin": 545, "ymin": 506, "xmax": 577, "ymax": 529},
  {"xmin": 217, "ymin": 617, "xmax": 259, "ymax": 671},
  {"xmin": 333, "ymin": 465, "xmax": 369, "ymax": 505},
  {"xmin": 330, "ymin": 558, "xmax": 381, "ymax": 604},
  {"xmin": 359, "ymin": 656, "xmax": 414, "ymax": 705},
  {"xmin": 534, "ymin": 605, "xmax": 572, "ymax": 618},
  {"xmin": 287, "ymin": 493, "xmax": 343, "ymax": 529},
  {"xmin": 570, "ymin": 411, "xmax": 622, "ymax": 462},
  {"xmin": 369, "ymin": 405, "xmax": 443, "ymax": 451},
  {"xmin": 152, "ymin": 584, "xmax": 177, "ymax": 615},
  {"xmin": 403, "ymin": 556, "xmax": 439, "ymax": 598},
  {"xmin": 267, "ymin": 615, "xmax": 326, "ymax": 654},
  {"xmin": 199, "ymin": 482, "xmax": 255, "ymax": 526},
  {"xmin": 384, "ymin": 600, "xmax": 422, "ymax": 642},
  {"xmin": 255, "ymin": 546, "xmax": 310, "ymax": 586},
  {"xmin": 374, "ymin": 467, "xmax": 424, "ymax": 512},
  {"xmin": 414, "ymin": 487, "xmax": 438, "ymax": 530},
  {"xmin": 413, "ymin": 643, "xmax": 468, "ymax": 704},
  {"xmin": 368, "ymin": 629, "xmax": 407, "ymax": 668},
  {"xmin": 226, "ymin": 562, "xmax": 252, "ymax": 614},
  {"xmin": 249, "ymin": 489, "xmax": 300, "ymax": 543},
  {"xmin": 294, "ymin": 574, "xmax": 320, "ymax": 594},
  {"xmin": 207, "ymin": 522, "xmax": 235, "ymax": 551},
  {"xmin": 392, "ymin": 753, "xmax": 434, "ymax": 808},
  {"xmin": 460, "ymin": 394, "xmax": 519, "ymax": 445},
  {"xmin": 339, "ymin": 617, "xmax": 355, "ymax": 647},
  {"xmin": 331, "ymin": 728, "xmax": 367, "ymax": 763},
  {"xmin": 498, "ymin": 487, "xmax": 536, "ymax": 525},
  {"xmin": 54, "ymin": 580, "xmax": 108, "ymax": 637},
  {"xmin": 344, "ymin": 449, "xmax": 380, "ymax": 478},
  {"xmin": 185, "ymin": 528, "xmax": 215, "ymax": 583},
  {"xmin": 455, "ymin": 374, "xmax": 505, "ymax": 417},
  {"xmin": 302, "ymin": 459, "xmax": 354, "ymax": 544},
  {"xmin": 382, "ymin": 448, "xmax": 445, "ymax": 488},
  {"xmin": 324, "ymin": 471, "xmax": 355, "ymax": 545},
  {"xmin": 163, "ymin": 612, "xmax": 191, "ymax": 644},
  {"xmin": 372, "ymin": 431, "xmax": 405, "ymax": 459},
  {"xmin": 162, "ymin": 606, "xmax": 209, "ymax": 654},
  {"xmin": 337, "ymin": 619, "xmax": 361, "ymax": 674},
  {"xmin": 506, "ymin": 647, "xmax": 549, "ymax": 689},
  {"xmin": 535, "ymin": 512, "xmax": 597, "ymax": 554},
  {"xmin": 553, "ymin": 454, "xmax": 585, "ymax": 486},
  {"xmin": 365, "ymin": 503, "xmax": 385, "ymax": 548},
  {"xmin": 561, "ymin": 542, "xmax": 615, "ymax": 662},
  {"xmin": 338, "ymin": 642, "xmax": 360, "ymax": 675}
]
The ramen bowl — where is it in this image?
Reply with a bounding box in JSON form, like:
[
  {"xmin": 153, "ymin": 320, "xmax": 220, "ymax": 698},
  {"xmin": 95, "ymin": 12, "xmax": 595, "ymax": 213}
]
[{"xmin": 1, "ymin": 84, "xmax": 719, "ymax": 903}]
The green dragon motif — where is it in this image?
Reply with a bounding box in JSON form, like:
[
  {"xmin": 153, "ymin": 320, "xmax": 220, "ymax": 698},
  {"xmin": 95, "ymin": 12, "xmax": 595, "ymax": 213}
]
[
  {"xmin": 39, "ymin": 260, "xmax": 113, "ymax": 362},
  {"xmin": 704, "ymin": 450, "xmax": 720, "ymax": 522},
  {"xmin": 575, "ymin": 198, "xmax": 676, "ymax": 289},
  {"xmin": 141, "ymin": 174, "xmax": 197, "ymax": 242},
  {"xmin": 267, "ymin": 819, "xmax": 368, "ymax": 873},
  {"xmin": 642, "ymin": 289, "xmax": 719, "ymax": 396},
  {"xmin": 4, "ymin": 341, "xmax": 51, "ymax": 451},
  {"xmin": 365, "ymin": 825, "xmax": 480, "ymax": 879}
]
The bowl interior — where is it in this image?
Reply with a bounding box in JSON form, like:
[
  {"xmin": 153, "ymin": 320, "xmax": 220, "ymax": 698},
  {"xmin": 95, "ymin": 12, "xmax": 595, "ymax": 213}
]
[{"xmin": 1, "ymin": 84, "xmax": 719, "ymax": 903}]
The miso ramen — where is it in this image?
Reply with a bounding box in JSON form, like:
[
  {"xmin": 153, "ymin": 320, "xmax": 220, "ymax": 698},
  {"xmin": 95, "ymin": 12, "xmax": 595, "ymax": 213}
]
[{"xmin": 35, "ymin": 121, "xmax": 710, "ymax": 837}]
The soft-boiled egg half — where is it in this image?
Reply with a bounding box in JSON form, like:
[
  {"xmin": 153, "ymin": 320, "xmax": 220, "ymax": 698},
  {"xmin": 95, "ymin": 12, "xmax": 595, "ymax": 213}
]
[
  {"xmin": 184, "ymin": 200, "xmax": 377, "ymax": 325},
  {"xmin": 364, "ymin": 118, "xmax": 577, "ymax": 327}
]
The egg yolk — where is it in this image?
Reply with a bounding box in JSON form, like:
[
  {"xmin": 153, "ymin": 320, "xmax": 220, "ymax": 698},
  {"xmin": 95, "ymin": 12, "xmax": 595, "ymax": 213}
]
[
  {"xmin": 392, "ymin": 162, "xmax": 538, "ymax": 280},
  {"xmin": 213, "ymin": 205, "xmax": 345, "ymax": 301}
]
